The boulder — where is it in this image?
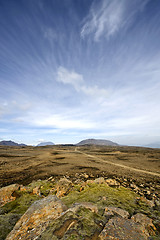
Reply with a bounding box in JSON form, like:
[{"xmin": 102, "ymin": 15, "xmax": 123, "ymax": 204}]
[
  {"xmin": 104, "ymin": 207, "xmax": 130, "ymax": 219},
  {"xmin": 94, "ymin": 177, "xmax": 105, "ymax": 184},
  {"xmin": 131, "ymin": 213, "xmax": 156, "ymax": 236},
  {"xmin": 0, "ymin": 184, "xmax": 20, "ymax": 206},
  {"xmin": 19, "ymin": 185, "xmax": 27, "ymax": 192},
  {"xmin": 82, "ymin": 173, "xmax": 89, "ymax": 179},
  {"xmin": 105, "ymin": 178, "xmax": 120, "ymax": 187},
  {"xmin": 69, "ymin": 202, "xmax": 98, "ymax": 214},
  {"xmin": 155, "ymin": 200, "xmax": 160, "ymax": 207},
  {"xmin": 99, "ymin": 217, "xmax": 149, "ymax": 240},
  {"xmin": 86, "ymin": 179, "xmax": 94, "ymax": 184},
  {"xmin": 6, "ymin": 195, "xmax": 67, "ymax": 240},
  {"xmin": 32, "ymin": 186, "xmax": 41, "ymax": 196},
  {"xmin": 55, "ymin": 177, "xmax": 73, "ymax": 198}
]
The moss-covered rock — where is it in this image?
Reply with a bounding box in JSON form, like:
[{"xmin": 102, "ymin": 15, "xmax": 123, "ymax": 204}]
[
  {"xmin": 28, "ymin": 179, "xmax": 55, "ymax": 196},
  {"xmin": 0, "ymin": 192, "xmax": 41, "ymax": 215},
  {"xmin": 62, "ymin": 182, "xmax": 150, "ymax": 215},
  {"xmin": 0, "ymin": 177, "xmax": 159, "ymax": 239}
]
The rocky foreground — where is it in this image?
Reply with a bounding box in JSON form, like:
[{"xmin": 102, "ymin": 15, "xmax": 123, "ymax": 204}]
[{"xmin": 0, "ymin": 174, "xmax": 160, "ymax": 240}]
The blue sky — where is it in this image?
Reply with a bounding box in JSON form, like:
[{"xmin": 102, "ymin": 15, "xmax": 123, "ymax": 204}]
[{"xmin": 0, "ymin": 0, "xmax": 160, "ymax": 146}]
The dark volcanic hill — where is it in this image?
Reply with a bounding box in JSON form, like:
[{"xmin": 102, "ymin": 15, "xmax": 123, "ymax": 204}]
[
  {"xmin": 0, "ymin": 140, "xmax": 26, "ymax": 146},
  {"xmin": 37, "ymin": 142, "xmax": 55, "ymax": 147},
  {"xmin": 77, "ymin": 138, "xmax": 118, "ymax": 146}
]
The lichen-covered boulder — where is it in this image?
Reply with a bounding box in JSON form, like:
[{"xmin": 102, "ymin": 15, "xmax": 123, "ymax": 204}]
[
  {"xmin": 99, "ymin": 216, "xmax": 149, "ymax": 240},
  {"xmin": 6, "ymin": 195, "xmax": 67, "ymax": 240},
  {"xmin": 67, "ymin": 202, "xmax": 99, "ymax": 214},
  {"xmin": 104, "ymin": 207, "xmax": 130, "ymax": 219},
  {"xmin": 0, "ymin": 184, "xmax": 20, "ymax": 206},
  {"xmin": 131, "ymin": 213, "xmax": 157, "ymax": 236}
]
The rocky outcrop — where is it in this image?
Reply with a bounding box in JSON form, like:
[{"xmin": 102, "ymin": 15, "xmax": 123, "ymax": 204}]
[
  {"xmin": 6, "ymin": 195, "xmax": 67, "ymax": 240},
  {"xmin": 39, "ymin": 203, "xmax": 104, "ymax": 240},
  {"xmin": 1, "ymin": 176, "xmax": 159, "ymax": 239},
  {"xmin": 0, "ymin": 184, "xmax": 20, "ymax": 206},
  {"xmin": 100, "ymin": 209, "xmax": 157, "ymax": 239},
  {"xmin": 5, "ymin": 196, "xmax": 157, "ymax": 240}
]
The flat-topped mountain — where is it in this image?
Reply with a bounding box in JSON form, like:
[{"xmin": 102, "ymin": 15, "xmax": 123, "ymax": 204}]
[
  {"xmin": 77, "ymin": 138, "xmax": 118, "ymax": 146},
  {"xmin": 0, "ymin": 140, "xmax": 26, "ymax": 147},
  {"xmin": 37, "ymin": 142, "xmax": 55, "ymax": 147}
]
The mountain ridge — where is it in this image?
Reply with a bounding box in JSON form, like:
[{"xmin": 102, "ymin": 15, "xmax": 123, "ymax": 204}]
[
  {"xmin": 0, "ymin": 140, "xmax": 26, "ymax": 147},
  {"xmin": 77, "ymin": 138, "xmax": 118, "ymax": 146}
]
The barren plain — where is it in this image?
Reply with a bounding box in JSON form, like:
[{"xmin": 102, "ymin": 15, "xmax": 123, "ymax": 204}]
[{"xmin": 0, "ymin": 145, "xmax": 160, "ymax": 187}]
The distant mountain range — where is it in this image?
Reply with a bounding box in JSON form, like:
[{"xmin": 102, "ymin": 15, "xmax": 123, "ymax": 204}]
[
  {"xmin": 77, "ymin": 139, "xmax": 118, "ymax": 146},
  {"xmin": 0, "ymin": 140, "xmax": 26, "ymax": 147},
  {"xmin": 0, "ymin": 140, "xmax": 55, "ymax": 147},
  {"xmin": 2, "ymin": 139, "xmax": 159, "ymax": 148},
  {"xmin": 37, "ymin": 142, "xmax": 55, "ymax": 146}
]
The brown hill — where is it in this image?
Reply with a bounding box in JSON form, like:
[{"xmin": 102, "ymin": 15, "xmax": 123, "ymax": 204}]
[{"xmin": 77, "ymin": 138, "xmax": 118, "ymax": 146}]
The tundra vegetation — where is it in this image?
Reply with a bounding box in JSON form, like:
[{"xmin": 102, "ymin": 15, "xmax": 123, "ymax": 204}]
[{"xmin": 0, "ymin": 145, "xmax": 159, "ymax": 239}]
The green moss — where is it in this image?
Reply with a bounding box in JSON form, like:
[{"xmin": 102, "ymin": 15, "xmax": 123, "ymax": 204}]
[
  {"xmin": 0, "ymin": 213, "xmax": 21, "ymax": 240},
  {"xmin": 28, "ymin": 180, "xmax": 55, "ymax": 196},
  {"xmin": 38, "ymin": 231, "xmax": 58, "ymax": 240},
  {"xmin": 75, "ymin": 207, "xmax": 104, "ymax": 235},
  {"xmin": 1, "ymin": 193, "xmax": 41, "ymax": 215},
  {"xmin": 150, "ymin": 236, "xmax": 160, "ymax": 240},
  {"xmin": 65, "ymin": 234, "xmax": 83, "ymax": 240},
  {"xmin": 62, "ymin": 183, "xmax": 150, "ymax": 215}
]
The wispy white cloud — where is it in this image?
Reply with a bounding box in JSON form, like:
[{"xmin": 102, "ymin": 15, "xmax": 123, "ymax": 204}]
[
  {"xmin": 42, "ymin": 27, "xmax": 57, "ymax": 41},
  {"xmin": 57, "ymin": 66, "xmax": 83, "ymax": 90},
  {"xmin": 81, "ymin": 0, "xmax": 150, "ymax": 41},
  {"xmin": 31, "ymin": 114, "xmax": 95, "ymax": 130},
  {"xmin": 15, "ymin": 109, "xmax": 96, "ymax": 131},
  {"xmin": 57, "ymin": 66, "xmax": 108, "ymax": 98}
]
